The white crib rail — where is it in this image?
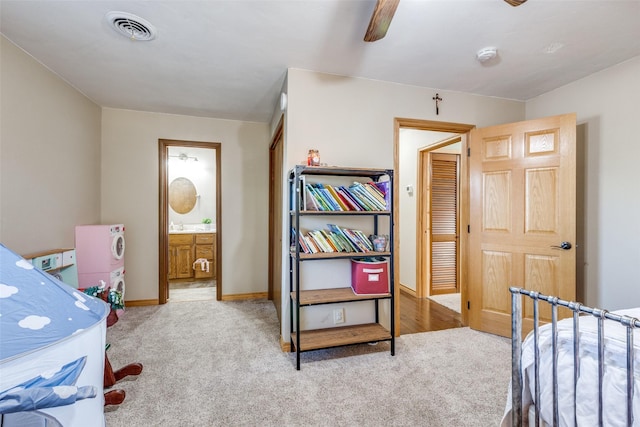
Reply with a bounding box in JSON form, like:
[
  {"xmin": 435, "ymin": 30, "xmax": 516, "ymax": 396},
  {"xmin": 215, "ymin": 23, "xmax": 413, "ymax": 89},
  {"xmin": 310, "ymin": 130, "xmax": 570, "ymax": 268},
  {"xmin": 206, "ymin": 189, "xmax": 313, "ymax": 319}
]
[{"xmin": 510, "ymin": 287, "xmax": 640, "ymax": 427}]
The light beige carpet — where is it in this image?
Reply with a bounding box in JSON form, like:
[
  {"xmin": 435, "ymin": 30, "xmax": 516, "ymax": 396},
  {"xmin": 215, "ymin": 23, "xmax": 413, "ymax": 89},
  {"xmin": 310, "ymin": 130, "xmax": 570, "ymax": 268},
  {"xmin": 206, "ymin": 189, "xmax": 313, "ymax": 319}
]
[
  {"xmin": 104, "ymin": 298, "xmax": 510, "ymax": 426},
  {"xmin": 427, "ymin": 292, "xmax": 461, "ymax": 313}
]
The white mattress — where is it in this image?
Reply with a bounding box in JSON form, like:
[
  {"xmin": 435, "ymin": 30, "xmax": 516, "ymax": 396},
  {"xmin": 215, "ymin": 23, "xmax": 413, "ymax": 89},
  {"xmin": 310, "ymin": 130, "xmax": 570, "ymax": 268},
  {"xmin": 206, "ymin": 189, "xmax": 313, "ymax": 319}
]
[{"xmin": 502, "ymin": 307, "xmax": 640, "ymax": 427}]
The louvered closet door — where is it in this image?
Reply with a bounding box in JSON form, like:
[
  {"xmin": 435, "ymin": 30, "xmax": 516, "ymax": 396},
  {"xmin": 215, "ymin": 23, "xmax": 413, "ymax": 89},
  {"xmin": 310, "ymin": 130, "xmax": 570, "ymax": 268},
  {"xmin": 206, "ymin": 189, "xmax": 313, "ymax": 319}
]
[{"xmin": 430, "ymin": 153, "xmax": 460, "ymax": 295}]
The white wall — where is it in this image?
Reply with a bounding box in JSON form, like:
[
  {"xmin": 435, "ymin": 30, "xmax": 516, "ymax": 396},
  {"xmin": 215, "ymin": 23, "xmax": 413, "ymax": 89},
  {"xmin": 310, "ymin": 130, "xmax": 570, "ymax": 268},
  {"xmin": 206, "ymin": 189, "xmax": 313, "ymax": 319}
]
[
  {"xmin": 286, "ymin": 69, "xmax": 525, "ymax": 171},
  {"xmin": 167, "ymin": 146, "xmax": 216, "ymax": 227},
  {"xmin": 101, "ymin": 108, "xmax": 270, "ymax": 301},
  {"xmin": 282, "ymin": 68, "xmax": 526, "ymax": 339},
  {"xmin": 398, "ymin": 129, "xmax": 456, "ymax": 292},
  {"xmin": 0, "ymin": 36, "xmax": 101, "ymax": 255},
  {"xmin": 1, "ymin": 35, "xmax": 272, "ymax": 301},
  {"xmin": 526, "ymin": 56, "xmax": 640, "ymax": 310}
]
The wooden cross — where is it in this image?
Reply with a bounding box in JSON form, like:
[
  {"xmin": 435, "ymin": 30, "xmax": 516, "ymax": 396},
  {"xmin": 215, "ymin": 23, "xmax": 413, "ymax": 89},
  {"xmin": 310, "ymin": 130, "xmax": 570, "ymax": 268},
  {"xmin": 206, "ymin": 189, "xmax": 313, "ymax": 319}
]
[{"xmin": 432, "ymin": 93, "xmax": 443, "ymax": 115}]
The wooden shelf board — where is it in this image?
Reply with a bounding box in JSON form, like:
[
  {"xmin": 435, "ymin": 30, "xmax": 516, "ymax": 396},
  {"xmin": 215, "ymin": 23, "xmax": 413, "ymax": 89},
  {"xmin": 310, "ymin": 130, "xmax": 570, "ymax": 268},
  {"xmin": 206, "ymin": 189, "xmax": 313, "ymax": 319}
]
[
  {"xmin": 291, "ymin": 287, "xmax": 391, "ymax": 305},
  {"xmin": 291, "ymin": 251, "xmax": 391, "ymax": 260},
  {"xmin": 293, "ymin": 165, "xmax": 392, "ymax": 178},
  {"xmin": 291, "ymin": 323, "xmax": 391, "ymax": 352}
]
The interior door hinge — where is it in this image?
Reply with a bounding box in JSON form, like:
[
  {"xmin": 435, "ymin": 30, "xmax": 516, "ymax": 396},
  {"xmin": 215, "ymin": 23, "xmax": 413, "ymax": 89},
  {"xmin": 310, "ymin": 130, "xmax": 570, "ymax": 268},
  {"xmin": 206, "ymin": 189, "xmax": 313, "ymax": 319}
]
[
  {"xmin": 467, "ymin": 301, "xmax": 470, "ymax": 310},
  {"xmin": 467, "ymin": 225, "xmax": 470, "ymax": 233},
  {"xmin": 467, "ymin": 147, "xmax": 470, "ymax": 157}
]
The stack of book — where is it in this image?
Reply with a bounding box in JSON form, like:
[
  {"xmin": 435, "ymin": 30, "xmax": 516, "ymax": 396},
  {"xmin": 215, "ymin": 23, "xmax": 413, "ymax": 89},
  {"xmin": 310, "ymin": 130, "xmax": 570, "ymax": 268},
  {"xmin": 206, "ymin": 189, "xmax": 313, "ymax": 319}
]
[
  {"xmin": 301, "ymin": 180, "xmax": 390, "ymax": 212},
  {"xmin": 294, "ymin": 224, "xmax": 381, "ymax": 254}
]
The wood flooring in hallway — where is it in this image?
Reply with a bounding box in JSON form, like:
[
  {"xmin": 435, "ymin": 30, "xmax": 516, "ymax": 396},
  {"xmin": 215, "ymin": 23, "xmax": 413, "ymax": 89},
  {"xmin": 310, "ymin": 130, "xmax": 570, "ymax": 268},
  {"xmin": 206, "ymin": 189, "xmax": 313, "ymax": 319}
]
[{"xmin": 399, "ymin": 289, "xmax": 464, "ymax": 335}]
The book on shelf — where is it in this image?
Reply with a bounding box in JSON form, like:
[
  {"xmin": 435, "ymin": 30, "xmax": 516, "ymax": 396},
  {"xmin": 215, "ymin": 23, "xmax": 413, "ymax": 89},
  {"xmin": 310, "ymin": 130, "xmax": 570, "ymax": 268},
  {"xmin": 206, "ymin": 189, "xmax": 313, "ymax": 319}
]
[
  {"xmin": 290, "ymin": 174, "xmax": 307, "ymax": 211},
  {"xmin": 346, "ymin": 185, "xmax": 376, "ymax": 211},
  {"xmin": 300, "ymin": 175, "xmax": 307, "ymax": 210},
  {"xmin": 334, "ymin": 187, "xmax": 359, "ymax": 211},
  {"xmin": 295, "ymin": 225, "xmax": 380, "ymax": 254},
  {"xmin": 292, "ymin": 228, "xmax": 309, "ymax": 254},
  {"xmin": 305, "ymin": 184, "xmax": 330, "ymax": 211},
  {"xmin": 304, "ymin": 235, "xmax": 320, "ymax": 253},
  {"xmin": 331, "ymin": 233, "xmax": 348, "ymax": 252},
  {"xmin": 310, "ymin": 230, "xmax": 334, "ymax": 252},
  {"xmin": 363, "ymin": 182, "xmax": 387, "ymax": 208},
  {"xmin": 349, "ymin": 182, "xmax": 386, "ymax": 210},
  {"xmin": 353, "ymin": 229, "xmax": 374, "ymax": 251},
  {"xmin": 308, "ymin": 184, "xmax": 328, "ymax": 210},
  {"xmin": 329, "ymin": 232, "xmax": 349, "ymax": 252},
  {"xmin": 298, "ymin": 177, "xmax": 391, "ymax": 212},
  {"xmin": 317, "ymin": 185, "xmax": 342, "ymax": 211},
  {"xmin": 335, "ymin": 225, "xmax": 371, "ymax": 253},
  {"xmin": 298, "ymin": 234, "xmax": 310, "ymax": 253},
  {"xmin": 336, "ymin": 186, "xmax": 363, "ymax": 211},
  {"xmin": 327, "ymin": 224, "xmax": 358, "ymax": 252},
  {"xmin": 319, "ymin": 229, "xmax": 340, "ymax": 251},
  {"xmin": 305, "ymin": 186, "xmax": 321, "ymax": 211},
  {"xmin": 373, "ymin": 180, "xmax": 391, "ymax": 210},
  {"xmin": 307, "ymin": 230, "xmax": 324, "ymax": 252},
  {"xmin": 326, "ymin": 185, "xmax": 349, "ymax": 211},
  {"xmin": 352, "ymin": 228, "xmax": 375, "ymax": 252}
]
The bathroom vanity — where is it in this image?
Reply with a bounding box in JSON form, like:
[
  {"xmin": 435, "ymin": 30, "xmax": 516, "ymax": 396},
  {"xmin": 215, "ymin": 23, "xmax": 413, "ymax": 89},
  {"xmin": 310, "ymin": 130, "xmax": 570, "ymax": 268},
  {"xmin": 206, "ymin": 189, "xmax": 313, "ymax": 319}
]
[{"xmin": 168, "ymin": 231, "xmax": 216, "ymax": 281}]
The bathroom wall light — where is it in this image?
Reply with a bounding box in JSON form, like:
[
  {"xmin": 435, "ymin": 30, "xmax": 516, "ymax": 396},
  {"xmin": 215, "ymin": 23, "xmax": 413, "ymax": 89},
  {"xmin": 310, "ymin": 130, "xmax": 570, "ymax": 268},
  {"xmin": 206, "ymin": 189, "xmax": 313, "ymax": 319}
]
[{"xmin": 170, "ymin": 153, "xmax": 198, "ymax": 162}]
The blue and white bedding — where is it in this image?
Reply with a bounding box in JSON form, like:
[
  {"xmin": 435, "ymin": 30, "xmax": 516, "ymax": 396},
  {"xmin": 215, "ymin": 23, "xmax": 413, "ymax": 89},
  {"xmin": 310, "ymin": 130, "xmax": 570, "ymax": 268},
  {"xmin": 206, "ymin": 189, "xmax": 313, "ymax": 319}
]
[{"xmin": 0, "ymin": 243, "xmax": 109, "ymax": 424}]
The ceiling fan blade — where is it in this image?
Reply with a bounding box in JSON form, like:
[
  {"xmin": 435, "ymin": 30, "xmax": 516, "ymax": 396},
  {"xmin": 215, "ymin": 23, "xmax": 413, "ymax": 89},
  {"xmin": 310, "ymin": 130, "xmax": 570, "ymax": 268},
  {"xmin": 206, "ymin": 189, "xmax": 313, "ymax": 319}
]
[
  {"xmin": 504, "ymin": 0, "xmax": 527, "ymax": 6},
  {"xmin": 364, "ymin": 0, "xmax": 400, "ymax": 42}
]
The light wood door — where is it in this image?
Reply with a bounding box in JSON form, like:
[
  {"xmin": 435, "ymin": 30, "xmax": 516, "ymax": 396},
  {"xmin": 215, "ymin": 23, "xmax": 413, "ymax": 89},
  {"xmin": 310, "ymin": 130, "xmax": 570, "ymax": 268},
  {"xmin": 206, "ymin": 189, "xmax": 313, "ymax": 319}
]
[
  {"xmin": 468, "ymin": 113, "xmax": 576, "ymax": 337},
  {"xmin": 175, "ymin": 244, "xmax": 194, "ymax": 279},
  {"xmin": 429, "ymin": 153, "xmax": 460, "ymax": 295},
  {"xmin": 269, "ymin": 118, "xmax": 284, "ymax": 322},
  {"xmin": 194, "ymin": 244, "xmax": 214, "ymax": 279},
  {"xmin": 194, "ymin": 233, "xmax": 215, "ymax": 280},
  {"xmin": 168, "ymin": 247, "xmax": 177, "ymax": 279}
]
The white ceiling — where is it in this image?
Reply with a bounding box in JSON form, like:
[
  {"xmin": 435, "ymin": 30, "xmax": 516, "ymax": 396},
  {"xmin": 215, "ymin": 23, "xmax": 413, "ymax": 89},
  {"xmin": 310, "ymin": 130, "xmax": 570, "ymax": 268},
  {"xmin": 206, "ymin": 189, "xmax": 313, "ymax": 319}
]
[{"xmin": 1, "ymin": 0, "xmax": 639, "ymax": 123}]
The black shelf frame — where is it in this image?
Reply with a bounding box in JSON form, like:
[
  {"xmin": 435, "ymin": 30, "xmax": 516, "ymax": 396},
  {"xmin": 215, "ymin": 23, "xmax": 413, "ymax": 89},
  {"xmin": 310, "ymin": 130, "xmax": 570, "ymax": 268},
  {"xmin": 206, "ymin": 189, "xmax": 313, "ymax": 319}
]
[{"xmin": 288, "ymin": 165, "xmax": 395, "ymax": 370}]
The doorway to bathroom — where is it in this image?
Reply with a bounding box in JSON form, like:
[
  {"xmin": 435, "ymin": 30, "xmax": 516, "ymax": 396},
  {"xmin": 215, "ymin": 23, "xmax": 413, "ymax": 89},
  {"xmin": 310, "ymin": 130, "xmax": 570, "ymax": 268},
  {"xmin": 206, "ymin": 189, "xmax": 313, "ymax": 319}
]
[{"xmin": 158, "ymin": 139, "xmax": 222, "ymax": 303}]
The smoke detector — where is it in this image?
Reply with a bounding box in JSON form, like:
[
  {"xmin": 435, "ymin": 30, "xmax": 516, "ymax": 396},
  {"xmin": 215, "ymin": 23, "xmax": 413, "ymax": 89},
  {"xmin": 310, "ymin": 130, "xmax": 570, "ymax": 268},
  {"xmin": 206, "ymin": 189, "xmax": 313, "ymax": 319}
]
[
  {"xmin": 476, "ymin": 47, "xmax": 498, "ymax": 63},
  {"xmin": 543, "ymin": 42, "xmax": 565, "ymax": 54},
  {"xmin": 106, "ymin": 11, "xmax": 157, "ymax": 41}
]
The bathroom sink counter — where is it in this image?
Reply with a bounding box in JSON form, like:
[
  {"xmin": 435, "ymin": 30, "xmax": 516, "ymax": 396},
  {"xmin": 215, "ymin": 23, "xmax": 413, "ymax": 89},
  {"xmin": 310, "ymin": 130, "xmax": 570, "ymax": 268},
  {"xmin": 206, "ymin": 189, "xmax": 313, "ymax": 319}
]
[{"xmin": 169, "ymin": 229, "xmax": 215, "ymax": 234}]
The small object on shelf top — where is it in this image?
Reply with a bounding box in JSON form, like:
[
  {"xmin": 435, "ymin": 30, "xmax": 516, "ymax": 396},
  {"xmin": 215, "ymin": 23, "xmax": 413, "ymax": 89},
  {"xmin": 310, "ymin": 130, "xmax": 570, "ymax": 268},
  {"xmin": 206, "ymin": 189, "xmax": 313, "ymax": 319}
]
[{"xmin": 307, "ymin": 149, "xmax": 320, "ymax": 166}]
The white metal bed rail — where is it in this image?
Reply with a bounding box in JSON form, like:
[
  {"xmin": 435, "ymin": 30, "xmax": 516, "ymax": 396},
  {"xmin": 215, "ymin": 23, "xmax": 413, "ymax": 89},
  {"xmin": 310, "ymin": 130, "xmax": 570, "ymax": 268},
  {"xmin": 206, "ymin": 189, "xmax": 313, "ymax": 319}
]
[{"xmin": 510, "ymin": 287, "xmax": 640, "ymax": 427}]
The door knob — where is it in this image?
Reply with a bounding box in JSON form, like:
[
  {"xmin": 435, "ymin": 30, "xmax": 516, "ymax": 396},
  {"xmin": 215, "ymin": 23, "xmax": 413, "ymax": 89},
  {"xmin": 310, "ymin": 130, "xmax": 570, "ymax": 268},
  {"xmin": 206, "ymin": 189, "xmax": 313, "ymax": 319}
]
[{"xmin": 551, "ymin": 241, "xmax": 572, "ymax": 250}]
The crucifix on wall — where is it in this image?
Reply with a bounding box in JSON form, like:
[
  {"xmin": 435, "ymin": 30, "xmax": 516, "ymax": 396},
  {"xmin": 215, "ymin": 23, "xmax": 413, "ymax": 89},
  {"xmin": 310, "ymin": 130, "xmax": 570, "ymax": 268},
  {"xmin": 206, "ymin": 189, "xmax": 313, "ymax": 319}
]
[{"xmin": 432, "ymin": 93, "xmax": 443, "ymax": 115}]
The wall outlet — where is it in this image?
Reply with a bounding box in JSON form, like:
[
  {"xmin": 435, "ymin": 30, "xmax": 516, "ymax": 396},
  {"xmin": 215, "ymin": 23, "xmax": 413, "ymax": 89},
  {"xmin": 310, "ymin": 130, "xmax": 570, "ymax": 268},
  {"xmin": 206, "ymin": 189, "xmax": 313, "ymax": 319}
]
[{"xmin": 333, "ymin": 308, "xmax": 345, "ymax": 324}]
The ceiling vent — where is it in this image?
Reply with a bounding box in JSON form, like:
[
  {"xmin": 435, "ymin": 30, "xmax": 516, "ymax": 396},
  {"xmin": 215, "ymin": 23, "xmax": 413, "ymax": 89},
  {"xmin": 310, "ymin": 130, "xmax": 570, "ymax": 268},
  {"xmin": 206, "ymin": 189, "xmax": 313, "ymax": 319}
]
[{"xmin": 106, "ymin": 11, "xmax": 157, "ymax": 41}]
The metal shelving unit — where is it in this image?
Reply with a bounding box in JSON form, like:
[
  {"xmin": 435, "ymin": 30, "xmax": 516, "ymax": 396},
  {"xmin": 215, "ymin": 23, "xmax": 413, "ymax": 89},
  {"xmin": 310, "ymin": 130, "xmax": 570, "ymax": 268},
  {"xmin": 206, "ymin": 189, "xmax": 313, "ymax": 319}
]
[{"xmin": 288, "ymin": 165, "xmax": 395, "ymax": 370}]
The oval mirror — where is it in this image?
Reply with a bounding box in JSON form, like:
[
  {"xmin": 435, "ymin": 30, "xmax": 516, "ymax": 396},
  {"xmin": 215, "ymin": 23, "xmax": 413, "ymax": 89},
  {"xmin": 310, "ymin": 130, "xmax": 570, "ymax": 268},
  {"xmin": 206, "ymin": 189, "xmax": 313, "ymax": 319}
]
[{"xmin": 169, "ymin": 177, "xmax": 197, "ymax": 214}]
